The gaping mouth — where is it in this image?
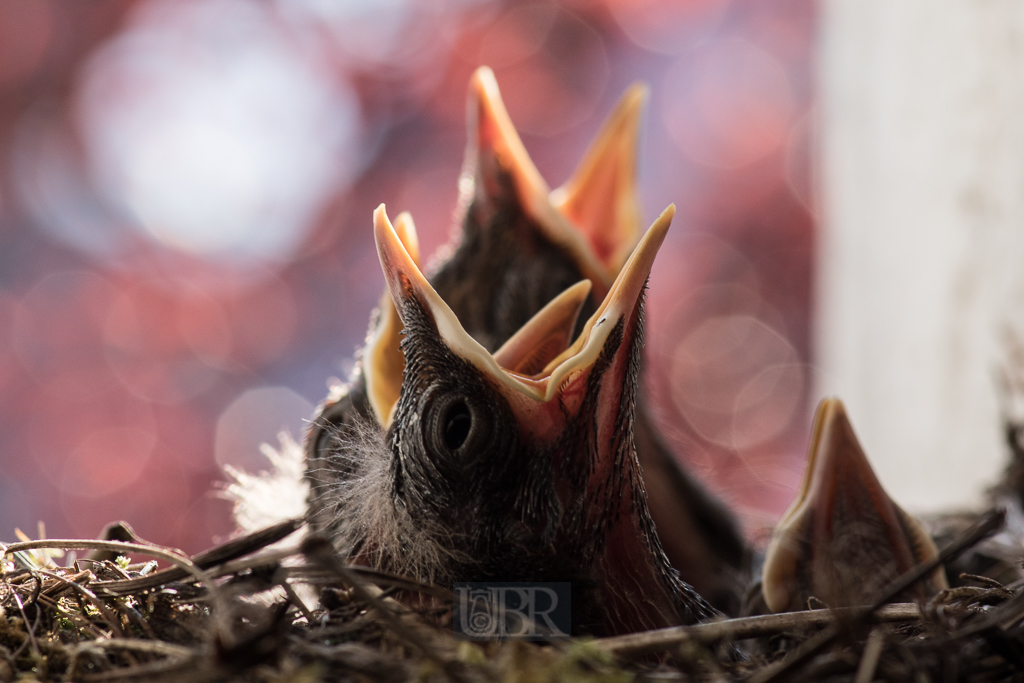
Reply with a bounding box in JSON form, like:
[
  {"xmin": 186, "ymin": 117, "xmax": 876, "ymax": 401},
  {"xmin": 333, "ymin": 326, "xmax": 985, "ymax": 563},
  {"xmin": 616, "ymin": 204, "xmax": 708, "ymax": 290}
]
[
  {"xmin": 374, "ymin": 202, "xmax": 674, "ymax": 408},
  {"xmin": 359, "ymin": 66, "xmax": 651, "ymax": 429},
  {"xmin": 465, "ymin": 66, "xmax": 647, "ymax": 299}
]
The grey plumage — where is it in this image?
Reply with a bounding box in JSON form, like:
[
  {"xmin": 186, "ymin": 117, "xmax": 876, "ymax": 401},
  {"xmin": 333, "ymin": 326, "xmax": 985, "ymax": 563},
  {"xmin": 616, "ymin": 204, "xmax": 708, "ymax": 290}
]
[
  {"xmin": 305, "ymin": 68, "xmax": 748, "ymax": 625},
  {"xmin": 313, "ymin": 208, "xmax": 718, "ymax": 635}
]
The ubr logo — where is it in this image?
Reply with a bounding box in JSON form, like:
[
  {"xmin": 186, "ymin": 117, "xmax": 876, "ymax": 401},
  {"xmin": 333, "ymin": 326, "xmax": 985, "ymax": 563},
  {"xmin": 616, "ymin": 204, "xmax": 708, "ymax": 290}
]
[{"xmin": 453, "ymin": 582, "xmax": 571, "ymax": 640}]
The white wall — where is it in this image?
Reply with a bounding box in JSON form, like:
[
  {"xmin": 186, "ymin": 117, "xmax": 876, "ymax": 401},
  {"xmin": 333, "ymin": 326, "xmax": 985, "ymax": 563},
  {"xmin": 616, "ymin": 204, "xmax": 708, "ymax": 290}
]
[{"xmin": 818, "ymin": 1, "xmax": 1024, "ymax": 512}]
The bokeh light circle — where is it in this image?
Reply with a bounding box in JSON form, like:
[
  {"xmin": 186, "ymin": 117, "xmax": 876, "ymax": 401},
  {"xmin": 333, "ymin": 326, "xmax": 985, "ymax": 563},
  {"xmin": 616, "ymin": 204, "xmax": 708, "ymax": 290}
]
[
  {"xmin": 606, "ymin": 0, "xmax": 731, "ymax": 55},
  {"xmin": 214, "ymin": 386, "xmax": 314, "ymax": 473},
  {"xmin": 11, "ymin": 270, "xmax": 119, "ymax": 396},
  {"xmin": 75, "ymin": 0, "xmax": 363, "ymax": 263},
  {"xmin": 669, "ymin": 314, "xmax": 802, "ymax": 449},
  {"xmin": 26, "ymin": 387, "xmax": 156, "ymax": 488},
  {"xmin": 0, "ymin": 0, "xmax": 53, "ymax": 90},
  {"xmin": 482, "ymin": 6, "xmax": 609, "ymax": 136},
  {"xmin": 59, "ymin": 442, "xmax": 192, "ymax": 545},
  {"xmin": 662, "ymin": 38, "xmax": 795, "ymax": 168},
  {"xmin": 102, "ymin": 285, "xmax": 231, "ymax": 404},
  {"xmin": 731, "ymin": 363, "xmax": 805, "ymax": 450},
  {"xmin": 60, "ymin": 427, "xmax": 157, "ymax": 498}
]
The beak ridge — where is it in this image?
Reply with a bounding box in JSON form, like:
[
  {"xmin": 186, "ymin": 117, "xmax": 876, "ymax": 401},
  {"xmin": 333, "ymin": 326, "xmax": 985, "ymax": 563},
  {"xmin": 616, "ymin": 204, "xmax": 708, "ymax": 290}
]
[
  {"xmin": 366, "ymin": 211, "xmax": 420, "ymax": 428},
  {"xmin": 493, "ymin": 280, "xmax": 592, "ymax": 376},
  {"xmin": 374, "ymin": 203, "xmax": 513, "ymax": 393},
  {"xmin": 551, "ymin": 83, "xmax": 647, "ymax": 273},
  {"xmin": 464, "ymin": 66, "xmax": 614, "ymax": 295},
  {"xmin": 468, "ymin": 66, "xmax": 550, "ymax": 215},
  {"xmin": 374, "ymin": 202, "xmax": 674, "ymax": 410},
  {"xmin": 541, "ymin": 203, "xmax": 673, "ymax": 382}
]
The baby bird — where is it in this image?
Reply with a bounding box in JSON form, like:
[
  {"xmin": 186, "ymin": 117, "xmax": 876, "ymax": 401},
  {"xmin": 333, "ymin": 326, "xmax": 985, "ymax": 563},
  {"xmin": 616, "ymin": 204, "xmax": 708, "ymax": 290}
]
[
  {"xmin": 760, "ymin": 398, "xmax": 947, "ymax": 612},
  {"xmin": 304, "ymin": 65, "xmax": 633, "ymax": 550},
  {"xmin": 306, "ymin": 67, "xmax": 747, "ymax": 612},
  {"xmin": 322, "ymin": 203, "xmax": 717, "ymax": 636}
]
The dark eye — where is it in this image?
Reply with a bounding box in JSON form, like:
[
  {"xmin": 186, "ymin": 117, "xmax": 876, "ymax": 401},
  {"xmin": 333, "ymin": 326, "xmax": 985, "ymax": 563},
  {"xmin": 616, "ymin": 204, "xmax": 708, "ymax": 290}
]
[
  {"xmin": 424, "ymin": 392, "xmax": 493, "ymax": 459},
  {"xmin": 444, "ymin": 401, "xmax": 472, "ymax": 450}
]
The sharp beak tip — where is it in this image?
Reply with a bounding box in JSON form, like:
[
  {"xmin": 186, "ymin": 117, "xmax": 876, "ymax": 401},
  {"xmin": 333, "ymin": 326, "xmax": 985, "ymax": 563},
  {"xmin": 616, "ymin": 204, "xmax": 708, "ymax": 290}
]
[
  {"xmin": 373, "ymin": 210, "xmax": 394, "ymax": 265},
  {"xmin": 372, "ymin": 203, "xmax": 391, "ymax": 236},
  {"xmin": 471, "ymin": 65, "xmax": 496, "ymax": 87},
  {"xmin": 642, "ymin": 204, "xmax": 675, "ymax": 254},
  {"xmin": 372, "ymin": 205, "xmax": 416, "ymax": 306},
  {"xmin": 470, "ymin": 66, "xmax": 502, "ymax": 115},
  {"xmin": 820, "ymin": 396, "xmax": 843, "ymax": 414},
  {"xmin": 818, "ymin": 399, "xmax": 860, "ymax": 454}
]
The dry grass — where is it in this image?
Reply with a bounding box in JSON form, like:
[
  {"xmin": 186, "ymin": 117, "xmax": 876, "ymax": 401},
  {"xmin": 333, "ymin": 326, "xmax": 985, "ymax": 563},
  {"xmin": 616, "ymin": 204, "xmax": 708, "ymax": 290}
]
[{"xmin": 0, "ymin": 509, "xmax": 1019, "ymax": 682}]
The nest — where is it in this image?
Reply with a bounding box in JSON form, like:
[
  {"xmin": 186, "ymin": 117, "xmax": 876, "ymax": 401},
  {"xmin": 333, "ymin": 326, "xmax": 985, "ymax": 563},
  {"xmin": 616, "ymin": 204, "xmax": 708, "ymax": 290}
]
[{"xmin": 0, "ymin": 510, "xmax": 1020, "ymax": 682}]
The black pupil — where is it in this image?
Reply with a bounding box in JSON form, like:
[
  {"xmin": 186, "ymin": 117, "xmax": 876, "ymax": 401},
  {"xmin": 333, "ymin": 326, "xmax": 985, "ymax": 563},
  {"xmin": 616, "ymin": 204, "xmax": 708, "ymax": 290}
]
[{"xmin": 444, "ymin": 402, "xmax": 472, "ymax": 450}]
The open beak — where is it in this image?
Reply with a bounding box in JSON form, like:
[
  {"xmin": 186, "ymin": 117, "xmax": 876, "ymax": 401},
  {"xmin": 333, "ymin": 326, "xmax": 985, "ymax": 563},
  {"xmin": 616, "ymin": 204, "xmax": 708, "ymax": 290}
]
[
  {"xmin": 375, "ymin": 202, "xmax": 672, "ymax": 440},
  {"xmin": 346, "ymin": 70, "xmax": 651, "ymax": 431},
  {"xmin": 369, "ymin": 204, "xmax": 593, "ymax": 427},
  {"xmin": 364, "ymin": 211, "xmax": 420, "ymax": 429},
  {"xmin": 551, "ymin": 83, "xmax": 647, "ymax": 274},
  {"xmin": 464, "ymin": 67, "xmax": 619, "ymax": 297},
  {"xmin": 491, "ymin": 280, "xmax": 592, "ymax": 376},
  {"xmin": 762, "ymin": 398, "xmax": 947, "ymax": 612},
  {"xmin": 377, "ymin": 202, "xmax": 695, "ymax": 634}
]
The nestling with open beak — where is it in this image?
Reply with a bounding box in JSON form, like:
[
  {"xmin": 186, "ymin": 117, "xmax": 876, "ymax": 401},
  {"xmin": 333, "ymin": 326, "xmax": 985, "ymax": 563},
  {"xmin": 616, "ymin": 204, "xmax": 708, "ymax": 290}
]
[
  {"xmin": 306, "ymin": 66, "xmax": 641, "ymax": 461},
  {"xmin": 320, "ymin": 203, "xmax": 717, "ymax": 636},
  {"xmin": 758, "ymin": 398, "xmax": 947, "ymax": 613},
  {"xmin": 305, "ymin": 67, "xmax": 748, "ymax": 613}
]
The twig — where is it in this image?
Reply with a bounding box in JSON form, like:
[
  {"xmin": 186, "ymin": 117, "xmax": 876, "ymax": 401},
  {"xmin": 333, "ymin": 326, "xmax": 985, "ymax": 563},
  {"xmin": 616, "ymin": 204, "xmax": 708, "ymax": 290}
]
[
  {"xmin": 92, "ymin": 546, "xmax": 295, "ymax": 597},
  {"xmin": 87, "ymin": 518, "xmax": 304, "ymax": 597},
  {"xmin": 271, "ymin": 565, "xmax": 315, "ymax": 623},
  {"xmin": 67, "ymin": 638, "xmax": 196, "ymax": 682},
  {"xmin": 287, "ymin": 564, "xmax": 453, "ymax": 600},
  {"xmin": 3, "ymin": 540, "xmax": 209, "ymax": 587},
  {"xmin": 33, "ymin": 569, "xmax": 126, "ymax": 639},
  {"xmin": 939, "ymin": 582, "xmax": 1024, "ymax": 639},
  {"xmin": 41, "ymin": 570, "xmax": 93, "ymax": 597},
  {"xmin": 74, "ymin": 638, "xmax": 194, "ymax": 658},
  {"xmin": 11, "ymin": 589, "xmax": 40, "ymax": 659},
  {"xmin": 869, "ymin": 508, "xmax": 1005, "ymax": 613},
  {"xmin": 853, "ymin": 627, "xmax": 887, "ymax": 683},
  {"xmin": 77, "ymin": 659, "xmax": 199, "ymax": 682},
  {"xmin": 4, "ymin": 537, "xmax": 233, "ymax": 653},
  {"xmin": 32, "ymin": 593, "xmax": 107, "ymax": 640},
  {"xmin": 595, "ymin": 603, "xmax": 920, "ymax": 658},
  {"xmin": 300, "ymin": 536, "xmax": 454, "ymax": 671}
]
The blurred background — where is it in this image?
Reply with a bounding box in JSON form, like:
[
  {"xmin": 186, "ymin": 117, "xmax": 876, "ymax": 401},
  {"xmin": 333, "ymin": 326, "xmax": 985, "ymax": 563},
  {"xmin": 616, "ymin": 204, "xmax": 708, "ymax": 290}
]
[{"xmin": 0, "ymin": 0, "xmax": 815, "ymax": 554}]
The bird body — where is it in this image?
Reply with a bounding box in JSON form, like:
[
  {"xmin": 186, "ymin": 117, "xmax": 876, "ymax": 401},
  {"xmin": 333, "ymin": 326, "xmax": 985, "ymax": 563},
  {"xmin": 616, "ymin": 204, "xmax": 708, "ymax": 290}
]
[
  {"xmin": 323, "ymin": 204, "xmax": 717, "ymax": 636},
  {"xmin": 306, "ymin": 67, "xmax": 747, "ymax": 614}
]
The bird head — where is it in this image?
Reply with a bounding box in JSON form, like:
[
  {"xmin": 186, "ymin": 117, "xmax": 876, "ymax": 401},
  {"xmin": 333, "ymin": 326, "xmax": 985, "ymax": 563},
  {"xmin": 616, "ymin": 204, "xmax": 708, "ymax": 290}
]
[
  {"xmin": 304, "ymin": 70, "xmax": 651, "ymax": 538},
  {"xmin": 311, "ymin": 67, "xmax": 646, "ymax": 436},
  {"xmin": 360, "ymin": 65, "xmax": 646, "ymax": 427},
  {"xmin": 434, "ymin": 66, "xmax": 647, "ymax": 350},
  {"xmin": 761, "ymin": 398, "xmax": 947, "ymax": 612},
  {"xmin": 366, "ymin": 202, "xmax": 714, "ymax": 634}
]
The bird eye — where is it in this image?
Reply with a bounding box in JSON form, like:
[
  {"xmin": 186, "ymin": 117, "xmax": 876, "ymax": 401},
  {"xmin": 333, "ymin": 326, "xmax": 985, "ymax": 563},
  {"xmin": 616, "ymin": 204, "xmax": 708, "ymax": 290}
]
[
  {"xmin": 424, "ymin": 392, "xmax": 493, "ymax": 459},
  {"xmin": 444, "ymin": 401, "xmax": 472, "ymax": 450}
]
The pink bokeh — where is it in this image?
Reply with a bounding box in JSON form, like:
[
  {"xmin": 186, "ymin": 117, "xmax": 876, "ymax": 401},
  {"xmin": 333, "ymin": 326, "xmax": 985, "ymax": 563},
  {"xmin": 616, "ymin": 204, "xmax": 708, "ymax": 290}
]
[{"xmin": 0, "ymin": 0, "xmax": 816, "ymax": 554}]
